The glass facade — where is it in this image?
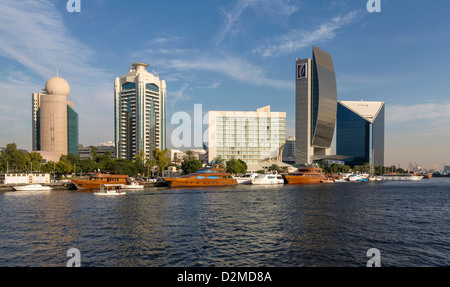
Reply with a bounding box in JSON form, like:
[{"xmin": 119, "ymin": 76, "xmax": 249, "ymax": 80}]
[
  {"xmin": 67, "ymin": 104, "xmax": 79, "ymax": 156},
  {"xmin": 115, "ymin": 63, "xmax": 166, "ymax": 161},
  {"xmin": 336, "ymin": 102, "xmax": 385, "ymax": 166},
  {"xmin": 295, "ymin": 46, "xmax": 337, "ymax": 164},
  {"xmin": 311, "ymin": 46, "xmax": 337, "ymax": 148}
]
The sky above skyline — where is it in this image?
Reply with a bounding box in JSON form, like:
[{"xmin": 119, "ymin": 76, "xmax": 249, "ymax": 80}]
[{"xmin": 0, "ymin": 0, "xmax": 449, "ymax": 169}]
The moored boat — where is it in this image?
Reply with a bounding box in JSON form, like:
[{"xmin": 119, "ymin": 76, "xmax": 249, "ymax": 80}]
[
  {"xmin": 377, "ymin": 173, "xmax": 423, "ymax": 181},
  {"xmin": 234, "ymin": 172, "xmax": 258, "ymax": 184},
  {"xmin": 251, "ymin": 173, "xmax": 284, "ymax": 185},
  {"xmin": 70, "ymin": 173, "xmax": 129, "ymax": 190},
  {"xmin": 94, "ymin": 184, "xmax": 126, "ymax": 196},
  {"xmin": 13, "ymin": 184, "xmax": 52, "ymax": 191},
  {"xmin": 282, "ymin": 167, "xmax": 325, "ymax": 184},
  {"xmin": 121, "ymin": 181, "xmax": 144, "ymax": 189},
  {"xmin": 162, "ymin": 165, "xmax": 238, "ymax": 187}
]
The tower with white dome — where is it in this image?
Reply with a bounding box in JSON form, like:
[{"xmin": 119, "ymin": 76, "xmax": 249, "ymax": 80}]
[{"xmin": 32, "ymin": 72, "xmax": 79, "ymax": 160}]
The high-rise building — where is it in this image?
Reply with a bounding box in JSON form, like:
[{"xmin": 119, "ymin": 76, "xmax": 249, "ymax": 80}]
[
  {"xmin": 295, "ymin": 46, "xmax": 337, "ymax": 165},
  {"xmin": 32, "ymin": 74, "xmax": 79, "ymax": 159},
  {"xmin": 114, "ymin": 63, "xmax": 166, "ymax": 161},
  {"xmin": 282, "ymin": 136, "xmax": 295, "ymax": 164},
  {"xmin": 208, "ymin": 106, "xmax": 286, "ymax": 171},
  {"xmin": 336, "ymin": 100, "xmax": 385, "ymax": 166}
]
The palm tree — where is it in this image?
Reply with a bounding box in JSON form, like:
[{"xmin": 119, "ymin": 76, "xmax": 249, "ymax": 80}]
[
  {"xmin": 183, "ymin": 150, "xmax": 197, "ymax": 162},
  {"xmin": 213, "ymin": 156, "xmax": 226, "ymax": 169}
]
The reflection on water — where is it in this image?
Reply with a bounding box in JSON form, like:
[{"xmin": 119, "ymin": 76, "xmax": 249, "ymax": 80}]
[{"xmin": 0, "ymin": 179, "xmax": 449, "ymax": 267}]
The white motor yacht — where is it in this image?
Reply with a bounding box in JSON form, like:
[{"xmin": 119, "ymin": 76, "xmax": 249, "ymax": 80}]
[
  {"xmin": 233, "ymin": 172, "xmax": 258, "ymax": 184},
  {"xmin": 13, "ymin": 184, "xmax": 52, "ymax": 191},
  {"xmin": 251, "ymin": 173, "xmax": 284, "ymax": 185}
]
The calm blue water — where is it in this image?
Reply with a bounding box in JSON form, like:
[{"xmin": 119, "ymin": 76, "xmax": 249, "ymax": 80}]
[{"xmin": 0, "ymin": 178, "xmax": 449, "ymax": 267}]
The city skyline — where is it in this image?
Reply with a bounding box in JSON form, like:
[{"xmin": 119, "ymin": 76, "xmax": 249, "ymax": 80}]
[{"xmin": 1, "ymin": 1, "xmax": 450, "ymax": 169}]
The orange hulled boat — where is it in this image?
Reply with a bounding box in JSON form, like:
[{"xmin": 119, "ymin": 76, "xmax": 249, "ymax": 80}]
[
  {"xmin": 70, "ymin": 173, "xmax": 130, "ymax": 190},
  {"xmin": 282, "ymin": 167, "xmax": 325, "ymax": 184},
  {"xmin": 163, "ymin": 165, "xmax": 238, "ymax": 188}
]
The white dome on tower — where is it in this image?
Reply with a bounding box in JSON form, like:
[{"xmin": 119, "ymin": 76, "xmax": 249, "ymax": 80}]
[{"xmin": 45, "ymin": 76, "xmax": 70, "ymax": 96}]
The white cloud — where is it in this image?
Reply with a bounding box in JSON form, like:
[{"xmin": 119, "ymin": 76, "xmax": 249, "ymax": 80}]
[
  {"xmin": 213, "ymin": 0, "xmax": 297, "ymax": 46},
  {"xmin": 167, "ymin": 84, "xmax": 190, "ymax": 107},
  {"xmin": 254, "ymin": 11, "xmax": 361, "ymax": 57},
  {"xmin": 387, "ymin": 102, "xmax": 450, "ymax": 125},
  {"xmin": 165, "ymin": 54, "xmax": 292, "ymax": 91}
]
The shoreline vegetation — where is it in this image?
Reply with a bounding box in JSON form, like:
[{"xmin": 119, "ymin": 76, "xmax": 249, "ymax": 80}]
[{"xmin": 0, "ymin": 142, "xmax": 420, "ymax": 181}]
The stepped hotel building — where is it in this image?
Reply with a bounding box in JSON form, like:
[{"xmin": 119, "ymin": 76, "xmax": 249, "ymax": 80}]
[{"xmin": 208, "ymin": 106, "xmax": 286, "ymax": 171}]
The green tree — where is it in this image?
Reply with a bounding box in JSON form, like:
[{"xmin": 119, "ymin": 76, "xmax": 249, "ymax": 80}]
[
  {"xmin": 213, "ymin": 156, "xmax": 226, "ymax": 169},
  {"xmin": 1, "ymin": 143, "xmax": 28, "ymax": 172},
  {"xmin": 226, "ymin": 158, "xmax": 246, "ymax": 174},
  {"xmin": 181, "ymin": 159, "xmax": 202, "ymax": 175},
  {"xmin": 183, "ymin": 150, "xmax": 197, "ymax": 162},
  {"xmin": 152, "ymin": 148, "xmax": 169, "ymax": 177},
  {"xmin": 268, "ymin": 164, "xmax": 282, "ymax": 174},
  {"xmin": 25, "ymin": 152, "xmax": 44, "ymax": 172},
  {"xmin": 329, "ymin": 163, "xmax": 339, "ymax": 174},
  {"xmin": 56, "ymin": 159, "xmax": 72, "ymax": 174},
  {"xmin": 341, "ymin": 165, "xmax": 351, "ymax": 173},
  {"xmin": 80, "ymin": 158, "xmax": 98, "ymax": 173}
]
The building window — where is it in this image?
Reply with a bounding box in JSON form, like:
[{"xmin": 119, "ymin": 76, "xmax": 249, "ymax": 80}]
[{"xmin": 122, "ymin": 82, "xmax": 136, "ymax": 91}]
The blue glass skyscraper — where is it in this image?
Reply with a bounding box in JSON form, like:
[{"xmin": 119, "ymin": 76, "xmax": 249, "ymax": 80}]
[{"xmin": 336, "ymin": 101, "xmax": 385, "ymax": 166}]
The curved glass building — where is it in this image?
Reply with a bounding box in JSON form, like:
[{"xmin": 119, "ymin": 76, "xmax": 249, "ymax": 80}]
[
  {"xmin": 295, "ymin": 46, "xmax": 337, "ymax": 165},
  {"xmin": 114, "ymin": 63, "xmax": 166, "ymax": 161}
]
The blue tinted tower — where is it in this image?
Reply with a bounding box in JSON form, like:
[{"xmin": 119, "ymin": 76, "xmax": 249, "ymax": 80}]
[{"xmin": 337, "ymin": 101, "xmax": 385, "ymax": 166}]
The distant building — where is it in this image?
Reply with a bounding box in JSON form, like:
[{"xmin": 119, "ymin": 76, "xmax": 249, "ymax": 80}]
[
  {"xmin": 337, "ymin": 100, "xmax": 385, "ymax": 166},
  {"xmin": 32, "ymin": 73, "xmax": 79, "ymax": 160},
  {"xmin": 0, "ymin": 173, "xmax": 51, "ymax": 185},
  {"xmin": 295, "ymin": 46, "xmax": 337, "ymax": 165},
  {"xmin": 167, "ymin": 149, "xmax": 208, "ymax": 165},
  {"xmin": 282, "ymin": 136, "xmax": 295, "ymax": 164},
  {"xmin": 208, "ymin": 106, "xmax": 286, "ymax": 171},
  {"xmin": 78, "ymin": 143, "xmax": 115, "ymax": 160},
  {"xmin": 114, "ymin": 63, "xmax": 166, "ymax": 161}
]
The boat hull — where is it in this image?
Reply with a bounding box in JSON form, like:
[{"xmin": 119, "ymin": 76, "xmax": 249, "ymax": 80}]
[
  {"xmin": 283, "ymin": 175, "xmax": 324, "ymax": 184},
  {"xmin": 13, "ymin": 185, "xmax": 52, "ymax": 191},
  {"xmin": 378, "ymin": 175, "xmax": 423, "ymax": 181},
  {"xmin": 71, "ymin": 178, "xmax": 128, "ymax": 190},
  {"xmin": 163, "ymin": 178, "xmax": 238, "ymax": 188}
]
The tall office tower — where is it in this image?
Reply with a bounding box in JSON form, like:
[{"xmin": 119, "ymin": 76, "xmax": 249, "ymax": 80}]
[
  {"xmin": 337, "ymin": 101, "xmax": 385, "ymax": 166},
  {"xmin": 32, "ymin": 75, "xmax": 79, "ymax": 157},
  {"xmin": 114, "ymin": 63, "xmax": 166, "ymax": 161},
  {"xmin": 295, "ymin": 46, "xmax": 337, "ymax": 165},
  {"xmin": 208, "ymin": 106, "xmax": 286, "ymax": 171}
]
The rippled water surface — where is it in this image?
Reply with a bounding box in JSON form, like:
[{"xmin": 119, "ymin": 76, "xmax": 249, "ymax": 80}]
[{"xmin": 1, "ymin": 179, "xmax": 449, "ymax": 267}]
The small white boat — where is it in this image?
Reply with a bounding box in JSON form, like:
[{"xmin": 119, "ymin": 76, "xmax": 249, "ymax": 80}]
[
  {"xmin": 94, "ymin": 184, "xmax": 126, "ymax": 196},
  {"xmin": 234, "ymin": 172, "xmax": 258, "ymax": 184},
  {"xmin": 377, "ymin": 174, "xmax": 423, "ymax": 181},
  {"xmin": 13, "ymin": 184, "xmax": 52, "ymax": 191},
  {"xmin": 121, "ymin": 182, "xmax": 144, "ymax": 189},
  {"xmin": 251, "ymin": 173, "xmax": 284, "ymax": 185},
  {"xmin": 348, "ymin": 174, "xmax": 362, "ymax": 182}
]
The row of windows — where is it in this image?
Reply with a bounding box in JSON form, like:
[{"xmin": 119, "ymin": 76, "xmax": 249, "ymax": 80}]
[{"xmin": 121, "ymin": 83, "xmax": 160, "ymax": 93}]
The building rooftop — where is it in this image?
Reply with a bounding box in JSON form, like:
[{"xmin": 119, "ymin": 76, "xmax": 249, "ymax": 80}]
[{"xmin": 338, "ymin": 100, "xmax": 384, "ymax": 123}]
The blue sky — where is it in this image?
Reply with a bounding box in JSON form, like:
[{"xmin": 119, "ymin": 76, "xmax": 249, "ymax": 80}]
[{"xmin": 0, "ymin": 0, "xmax": 449, "ymax": 169}]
